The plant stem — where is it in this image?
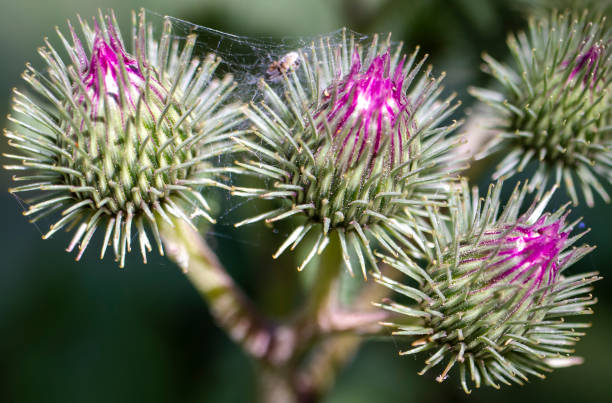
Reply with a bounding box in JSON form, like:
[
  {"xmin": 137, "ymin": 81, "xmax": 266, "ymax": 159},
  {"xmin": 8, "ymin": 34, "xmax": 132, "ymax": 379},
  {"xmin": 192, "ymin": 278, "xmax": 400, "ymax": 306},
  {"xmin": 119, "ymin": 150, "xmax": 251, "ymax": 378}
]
[
  {"xmin": 160, "ymin": 219, "xmax": 294, "ymax": 363},
  {"xmin": 289, "ymin": 234, "xmax": 393, "ymax": 400},
  {"xmin": 256, "ymin": 363, "xmax": 301, "ymax": 403},
  {"xmin": 161, "ymin": 220, "xmax": 393, "ymax": 402},
  {"xmin": 295, "ymin": 266, "xmax": 395, "ymax": 399},
  {"xmin": 301, "ymin": 232, "xmax": 344, "ymax": 320}
]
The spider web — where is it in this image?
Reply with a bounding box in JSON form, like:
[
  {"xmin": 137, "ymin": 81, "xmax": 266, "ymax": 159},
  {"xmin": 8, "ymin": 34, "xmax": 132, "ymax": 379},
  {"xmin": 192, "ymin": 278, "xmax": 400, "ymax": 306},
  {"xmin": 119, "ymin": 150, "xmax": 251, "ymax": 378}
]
[
  {"xmin": 144, "ymin": 10, "xmax": 382, "ymax": 248},
  {"xmin": 151, "ymin": 10, "xmax": 372, "ymax": 99}
]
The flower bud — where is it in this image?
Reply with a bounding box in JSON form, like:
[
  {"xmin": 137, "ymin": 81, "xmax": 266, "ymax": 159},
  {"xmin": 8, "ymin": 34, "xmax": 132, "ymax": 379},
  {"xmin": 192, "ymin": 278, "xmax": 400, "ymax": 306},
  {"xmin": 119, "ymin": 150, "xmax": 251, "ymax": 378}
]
[
  {"xmin": 4, "ymin": 10, "xmax": 242, "ymax": 267},
  {"xmin": 470, "ymin": 10, "xmax": 611, "ymax": 207},
  {"xmin": 233, "ymin": 30, "xmax": 465, "ymax": 277},
  {"xmin": 375, "ymin": 180, "xmax": 599, "ymax": 392}
]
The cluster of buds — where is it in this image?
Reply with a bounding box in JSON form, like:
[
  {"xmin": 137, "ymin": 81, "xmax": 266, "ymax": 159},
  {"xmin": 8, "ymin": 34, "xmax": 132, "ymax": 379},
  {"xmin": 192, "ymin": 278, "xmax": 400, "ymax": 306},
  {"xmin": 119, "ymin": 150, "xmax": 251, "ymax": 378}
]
[
  {"xmin": 2, "ymin": 8, "xmax": 602, "ymax": 395},
  {"xmin": 233, "ymin": 30, "xmax": 465, "ymax": 277},
  {"xmin": 470, "ymin": 10, "xmax": 611, "ymax": 206},
  {"xmin": 4, "ymin": 10, "xmax": 242, "ymax": 266},
  {"xmin": 375, "ymin": 180, "xmax": 598, "ymax": 392}
]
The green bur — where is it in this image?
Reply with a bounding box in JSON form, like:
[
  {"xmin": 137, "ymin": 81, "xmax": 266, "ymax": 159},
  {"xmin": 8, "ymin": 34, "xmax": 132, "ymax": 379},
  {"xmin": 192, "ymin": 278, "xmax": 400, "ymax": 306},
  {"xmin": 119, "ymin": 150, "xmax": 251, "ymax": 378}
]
[
  {"xmin": 233, "ymin": 29, "xmax": 465, "ymax": 278},
  {"xmin": 375, "ymin": 180, "xmax": 599, "ymax": 392},
  {"xmin": 4, "ymin": 10, "xmax": 243, "ymax": 267},
  {"xmin": 470, "ymin": 10, "xmax": 611, "ymax": 207}
]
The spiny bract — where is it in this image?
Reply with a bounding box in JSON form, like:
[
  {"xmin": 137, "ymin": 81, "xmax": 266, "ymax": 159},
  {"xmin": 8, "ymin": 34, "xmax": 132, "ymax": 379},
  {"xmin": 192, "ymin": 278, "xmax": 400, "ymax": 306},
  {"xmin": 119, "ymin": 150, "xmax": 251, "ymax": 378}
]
[
  {"xmin": 375, "ymin": 180, "xmax": 598, "ymax": 393},
  {"xmin": 233, "ymin": 29, "xmax": 465, "ymax": 278},
  {"xmin": 4, "ymin": 10, "xmax": 242, "ymax": 267},
  {"xmin": 470, "ymin": 10, "xmax": 611, "ymax": 207}
]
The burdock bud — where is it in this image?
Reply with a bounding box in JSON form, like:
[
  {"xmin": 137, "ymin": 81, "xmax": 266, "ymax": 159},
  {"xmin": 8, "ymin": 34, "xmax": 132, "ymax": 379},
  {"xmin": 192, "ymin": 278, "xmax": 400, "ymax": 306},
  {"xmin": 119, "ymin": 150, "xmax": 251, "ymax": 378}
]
[
  {"xmin": 469, "ymin": 10, "xmax": 611, "ymax": 207},
  {"xmin": 375, "ymin": 180, "xmax": 599, "ymax": 392},
  {"xmin": 4, "ymin": 10, "xmax": 242, "ymax": 267},
  {"xmin": 233, "ymin": 30, "xmax": 465, "ymax": 277},
  {"xmin": 313, "ymin": 51, "xmax": 409, "ymax": 172}
]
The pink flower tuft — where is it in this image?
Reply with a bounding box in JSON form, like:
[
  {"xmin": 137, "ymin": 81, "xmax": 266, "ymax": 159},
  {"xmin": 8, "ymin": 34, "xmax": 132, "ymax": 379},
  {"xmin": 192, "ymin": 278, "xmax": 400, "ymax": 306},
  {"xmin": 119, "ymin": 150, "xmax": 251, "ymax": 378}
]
[
  {"xmin": 467, "ymin": 216, "xmax": 571, "ymax": 308},
  {"xmin": 75, "ymin": 21, "xmax": 164, "ymax": 119},
  {"xmin": 83, "ymin": 36, "xmax": 144, "ymax": 107},
  {"xmin": 315, "ymin": 51, "xmax": 410, "ymax": 171},
  {"xmin": 567, "ymin": 43, "xmax": 606, "ymax": 88},
  {"xmin": 492, "ymin": 217, "xmax": 568, "ymax": 287}
]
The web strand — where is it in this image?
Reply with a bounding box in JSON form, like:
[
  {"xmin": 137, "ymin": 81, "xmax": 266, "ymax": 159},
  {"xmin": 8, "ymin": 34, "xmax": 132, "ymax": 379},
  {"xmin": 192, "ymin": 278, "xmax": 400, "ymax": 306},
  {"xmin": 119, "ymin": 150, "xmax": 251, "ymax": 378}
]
[{"xmin": 143, "ymin": 11, "xmax": 387, "ymax": 245}]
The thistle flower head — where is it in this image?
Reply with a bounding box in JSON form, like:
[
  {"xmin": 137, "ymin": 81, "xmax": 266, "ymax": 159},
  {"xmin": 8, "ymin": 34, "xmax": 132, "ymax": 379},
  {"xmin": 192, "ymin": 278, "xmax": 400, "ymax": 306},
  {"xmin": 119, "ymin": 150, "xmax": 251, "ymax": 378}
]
[
  {"xmin": 470, "ymin": 10, "xmax": 611, "ymax": 207},
  {"xmin": 234, "ymin": 30, "xmax": 465, "ymax": 277},
  {"xmin": 375, "ymin": 180, "xmax": 598, "ymax": 392},
  {"xmin": 4, "ymin": 10, "xmax": 242, "ymax": 267}
]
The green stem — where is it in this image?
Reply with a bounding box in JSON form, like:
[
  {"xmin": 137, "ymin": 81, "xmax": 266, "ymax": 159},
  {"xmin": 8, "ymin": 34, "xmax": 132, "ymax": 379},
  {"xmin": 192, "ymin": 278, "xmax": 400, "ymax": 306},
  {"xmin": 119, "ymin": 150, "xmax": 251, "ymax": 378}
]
[
  {"xmin": 161, "ymin": 220, "xmax": 391, "ymax": 402},
  {"xmin": 291, "ymin": 232, "xmax": 393, "ymax": 399},
  {"xmin": 296, "ymin": 267, "xmax": 395, "ymax": 399},
  {"xmin": 302, "ymin": 231, "xmax": 344, "ymax": 319},
  {"xmin": 160, "ymin": 219, "xmax": 294, "ymax": 363}
]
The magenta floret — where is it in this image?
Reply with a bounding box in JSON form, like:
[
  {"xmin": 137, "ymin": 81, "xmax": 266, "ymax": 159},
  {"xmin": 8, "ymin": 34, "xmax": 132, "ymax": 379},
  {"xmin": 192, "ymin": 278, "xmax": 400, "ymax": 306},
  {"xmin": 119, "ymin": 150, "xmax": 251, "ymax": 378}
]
[
  {"xmin": 315, "ymin": 51, "xmax": 410, "ymax": 170},
  {"xmin": 73, "ymin": 21, "xmax": 164, "ymax": 118},
  {"xmin": 467, "ymin": 216, "xmax": 571, "ymax": 308},
  {"xmin": 567, "ymin": 43, "xmax": 606, "ymax": 88}
]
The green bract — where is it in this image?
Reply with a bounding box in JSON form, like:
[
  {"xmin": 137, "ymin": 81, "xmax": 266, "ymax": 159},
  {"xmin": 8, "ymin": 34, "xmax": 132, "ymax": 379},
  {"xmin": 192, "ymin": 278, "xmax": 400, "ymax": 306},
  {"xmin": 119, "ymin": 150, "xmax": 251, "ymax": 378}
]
[{"xmin": 4, "ymin": 10, "xmax": 242, "ymax": 267}]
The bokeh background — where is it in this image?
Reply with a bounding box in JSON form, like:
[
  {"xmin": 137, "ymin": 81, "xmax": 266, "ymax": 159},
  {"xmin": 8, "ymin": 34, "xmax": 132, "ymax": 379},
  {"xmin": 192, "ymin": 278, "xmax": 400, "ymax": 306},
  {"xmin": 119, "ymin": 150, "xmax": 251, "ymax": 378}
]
[{"xmin": 0, "ymin": 0, "xmax": 610, "ymax": 402}]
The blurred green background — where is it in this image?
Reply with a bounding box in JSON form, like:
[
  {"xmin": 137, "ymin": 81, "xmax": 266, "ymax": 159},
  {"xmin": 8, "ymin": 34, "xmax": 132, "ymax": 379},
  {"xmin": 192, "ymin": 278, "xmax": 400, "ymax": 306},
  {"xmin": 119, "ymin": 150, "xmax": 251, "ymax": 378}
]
[{"xmin": 1, "ymin": 0, "xmax": 610, "ymax": 402}]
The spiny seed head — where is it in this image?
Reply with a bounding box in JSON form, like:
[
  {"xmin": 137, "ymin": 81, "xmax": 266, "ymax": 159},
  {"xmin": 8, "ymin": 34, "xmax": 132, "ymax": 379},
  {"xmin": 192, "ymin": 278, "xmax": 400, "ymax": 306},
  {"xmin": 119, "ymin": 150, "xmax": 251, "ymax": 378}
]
[
  {"xmin": 469, "ymin": 10, "xmax": 611, "ymax": 207},
  {"xmin": 234, "ymin": 29, "xmax": 465, "ymax": 278},
  {"xmin": 375, "ymin": 180, "xmax": 598, "ymax": 392},
  {"xmin": 4, "ymin": 9, "xmax": 242, "ymax": 267}
]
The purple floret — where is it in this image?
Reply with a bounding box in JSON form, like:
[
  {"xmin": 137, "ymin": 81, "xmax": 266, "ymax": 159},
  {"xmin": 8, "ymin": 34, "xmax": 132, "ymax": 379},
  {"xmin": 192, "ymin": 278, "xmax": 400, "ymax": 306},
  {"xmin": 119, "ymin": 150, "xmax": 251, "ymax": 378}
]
[
  {"xmin": 315, "ymin": 50, "xmax": 410, "ymax": 171},
  {"xmin": 74, "ymin": 20, "xmax": 164, "ymax": 120},
  {"xmin": 567, "ymin": 43, "xmax": 605, "ymax": 89},
  {"xmin": 466, "ymin": 216, "xmax": 572, "ymax": 310}
]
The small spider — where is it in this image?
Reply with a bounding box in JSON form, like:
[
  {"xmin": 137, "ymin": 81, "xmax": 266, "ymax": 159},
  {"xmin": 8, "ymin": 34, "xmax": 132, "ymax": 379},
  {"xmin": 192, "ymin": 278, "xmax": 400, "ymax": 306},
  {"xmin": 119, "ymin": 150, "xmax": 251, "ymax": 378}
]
[{"xmin": 266, "ymin": 51, "xmax": 300, "ymax": 80}]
